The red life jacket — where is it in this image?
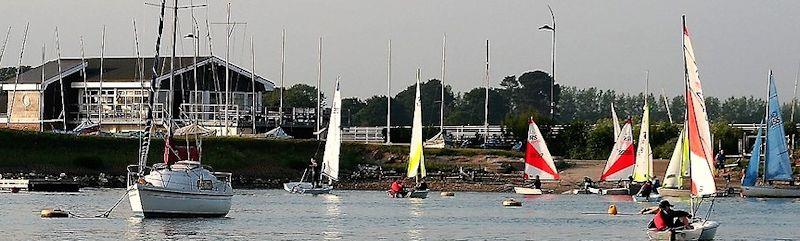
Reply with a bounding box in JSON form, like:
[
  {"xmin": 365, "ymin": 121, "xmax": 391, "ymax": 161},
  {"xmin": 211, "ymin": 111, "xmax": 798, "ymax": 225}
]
[
  {"xmin": 390, "ymin": 182, "xmax": 402, "ymax": 192},
  {"xmin": 653, "ymin": 209, "xmax": 668, "ymax": 231}
]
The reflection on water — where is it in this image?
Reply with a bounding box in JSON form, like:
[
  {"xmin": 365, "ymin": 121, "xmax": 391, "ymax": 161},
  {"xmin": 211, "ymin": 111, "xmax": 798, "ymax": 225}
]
[
  {"xmin": 406, "ymin": 198, "xmax": 425, "ymax": 241},
  {"xmin": 322, "ymin": 194, "xmax": 342, "ymax": 240},
  {"xmin": 4, "ymin": 189, "xmax": 800, "ymax": 240}
]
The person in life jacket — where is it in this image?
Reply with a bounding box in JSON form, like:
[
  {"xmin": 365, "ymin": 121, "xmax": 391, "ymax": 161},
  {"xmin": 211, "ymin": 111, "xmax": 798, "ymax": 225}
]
[
  {"xmin": 388, "ymin": 179, "xmax": 408, "ymax": 197},
  {"xmin": 640, "ymin": 200, "xmax": 692, "ymax": 231}
]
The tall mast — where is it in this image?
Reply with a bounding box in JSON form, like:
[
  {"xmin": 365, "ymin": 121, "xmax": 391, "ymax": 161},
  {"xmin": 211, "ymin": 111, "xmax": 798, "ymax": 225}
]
[
  {"xmin": 763, "ymin": 70, "xmax": 771, "ymax": 182},
  {"xmin": 7, "ymin": 23, "xmax": 28, "ymax": 127},
  {"xmin": 484, "ymin": 40, "xmax": 490, "ymax": 145},
  {"xmin": 55, "ymin": 27, "xmax": 67, "ymax": 130},
  {"xmin": 223, "ymin": 1, "xmax": 231, "ymax": 136},
  {"xmin": 100, "ymin": 25, "xmax": 106, "ymax": 127},
  {"xmin": 250, "ymin": 37, "xmax": 256, "ymax": 133},
  {"xmin": 386, "ymin": 39, "xmax": 392, "ymax": 144},
  {"xmin": 40, "ymin": 43, "xmax": 45, "ymax": 132},
  {"xmin": 139, "ymin": 0, "xmax": 168, "ymax": 171},
  {"xmin": 279, "ymin": 28, "xmax": 285, "ymax": 126},
  {"xmin": 0, "ymin": 27, "xmax": 10, "ymax": 67},
  {"xmin": 792, "ymin": 61, "xmax": 799, "ymax": 123},
  {"xmin": 317, "ymin": 36, "xmax": 323, "ymax": 140},
  {"xmin": 80, "ymin": 36, "xmax": 88, "ymax": 123},
  {"xmin": 168, "ymin": 0, "xmax": 178, "ymax": 139},
  {"xmin": 682, "ymin": 15, "xmax": 695, "ymax": 213},
  {"xmin": 440, "ymin": 34, "xmax": 446, "ymax": 133}
]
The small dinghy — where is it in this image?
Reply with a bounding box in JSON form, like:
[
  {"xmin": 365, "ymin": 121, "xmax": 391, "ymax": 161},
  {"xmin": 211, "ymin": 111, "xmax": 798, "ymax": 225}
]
[
  {"xmin": 647, "ymin": 219, "xmax": 719, "ymax": 241},
  {"xmin": 513, "ymin": 117, "xmax": 560, "ymax": 195},
  {"xmin": 387, "ymin": 71, "xmax": 429, "ymax": 199},
  {"xmin": 502, "ymin": 198, "xmax": 522, "ymax": 207},
  {"xmin": 440, "ymin": 191, "xmax": 455, "ymax": 196},
  {"xmin": 40, "ymin": 209, "xmax": 69, "ymax": 218}
]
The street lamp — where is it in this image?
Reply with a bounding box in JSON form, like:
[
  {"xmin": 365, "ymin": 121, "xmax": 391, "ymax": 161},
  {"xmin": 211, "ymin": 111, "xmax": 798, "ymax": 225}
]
[
  {"xmin": 183, "ymin": 32, "xmax": 200, "ymax": 121},
  {"xmin": 539, "ymin": 4, "xmax": 556, "ymax": 118}
]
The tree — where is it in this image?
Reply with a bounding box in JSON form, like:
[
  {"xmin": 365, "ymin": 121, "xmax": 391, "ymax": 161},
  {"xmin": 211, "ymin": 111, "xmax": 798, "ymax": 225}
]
[
  {"xmin": 263, "ymin": 84, "xmax": 325, "ymax": 109},
  {"xmin": 341, "ymin": 97, "xmax": 365, "ymax": 127},
  {"xmin": 500, "ymin": 71, "xmax": 560, "ymax": 117},
  {"xmin": 0, "ymin": 66, "xmax": 32, "ymax": 82},
  {"xmin": 392, "ymin": 79, "xmax": 456, "ymax": 126},
  {"xmin": 447, "ymin": 87, "xmax": 510, "ymax": 125}
]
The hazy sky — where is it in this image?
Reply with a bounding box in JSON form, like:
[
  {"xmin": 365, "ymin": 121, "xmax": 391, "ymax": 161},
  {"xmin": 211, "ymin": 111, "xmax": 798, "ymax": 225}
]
[{"xmin": 2, "ymin": 0, "xmax": 800, "ymax": 101}]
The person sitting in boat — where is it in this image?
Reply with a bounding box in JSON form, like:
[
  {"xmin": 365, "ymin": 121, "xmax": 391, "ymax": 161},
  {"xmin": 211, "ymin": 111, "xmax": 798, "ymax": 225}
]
[
  {"xmin": 640, "ymin": 200, "xmax": 691, "ymax": 231},
  {"xmin": 389, "ymin": 179, "xmax": 408, "ymax": 197},
  {"xmin": 652, "ymin": 178, "xmax": 661, "ymax": 194},
  {"xmin": 637, "ymin": 180, "xmax": 653, "ymax": 197},
  {"xmin": 532, "ymin": 175, "xmax": 542, "ymax": 189},
  {"xmin": 416, "ymin": 180, "xmax": 428, "ymax": 191},
  {"xmin": 582, "ymin": 176, "xmax": 596, "ymax": 190}
]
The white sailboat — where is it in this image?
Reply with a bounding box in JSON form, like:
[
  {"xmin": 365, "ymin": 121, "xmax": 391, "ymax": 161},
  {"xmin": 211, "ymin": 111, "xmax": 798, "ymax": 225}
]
[
  {"xmin": 594, "ymin": 119, "xmax": 635, "ymax": 195},
  {"xmin": 126, "ymin": 2, "xmax": 232, "ymax": 218},
  {"xmin": 283, "ymin": 78, "xmax": 342, "ymax": 195},
  {"xmin": 425, "ymin": 35, "xmax": 448, "ymax": 149},
  {"xmin": 514, "ymin": 117, "xmax": 559, "ymax": 195},
  {"xmin": 404, "ymin": 69, "xmax": 429, "ymax": 199},
  {"xmin": 632, "ymin": 74, "xmax": 660, "ymax": 202},
  {"xmin": 648, "ymin": 16, "xmax": 719, "ymax": 240},
  {"xmin": 741, "ymin": 71, "xmax": 800, "ymax": 197}
]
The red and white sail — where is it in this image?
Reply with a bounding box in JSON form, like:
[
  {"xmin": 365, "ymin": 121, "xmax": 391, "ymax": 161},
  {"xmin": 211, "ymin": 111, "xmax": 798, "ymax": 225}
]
[
  {"xmin": 601, "ymin": 120, "xmax": 635, "ymax": 181},
  {"xmin": 683, "ymin": 22, "xmax": 717, "ymax": 196},
  {"xmin": 524, "ymin": 118, "xmax": 559, "ymax": 180}
]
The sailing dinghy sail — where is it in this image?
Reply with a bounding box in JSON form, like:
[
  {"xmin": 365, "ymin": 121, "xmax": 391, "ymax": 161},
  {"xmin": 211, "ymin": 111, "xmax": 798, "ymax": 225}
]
[
  {"xmin": 402, "ymin": 69, "xmax": 429, "ymax": 199},
  {"xmin": 648, "ymin": 16, "xmax": 719, "ymax": 241},
  {"xmin": 661, "ymin": 126, "xmax": 690, "ymax": 194},
  {"xmin": 601, "ymin": 119, "xmax": 635, "ymax": 181},
  {"xmin": 741, "ymin": 72, "xmax": 800, "ymax": 197},
  {"xmin": 514, "ymin": 118, "xmax": 558, "ymax": 195},
  {"xmin": 284, "ymin": 78, "xmax": 342, "ymax": 195},
  {"xmin": 633, "ymin": 97, "xmax": 654, "ymax": 182}
]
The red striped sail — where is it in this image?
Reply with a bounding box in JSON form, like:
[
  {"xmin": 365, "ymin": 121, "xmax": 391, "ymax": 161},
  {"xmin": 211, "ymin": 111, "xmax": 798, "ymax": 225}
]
[{"xmin": 524, "ymin": 118, "xmax": 559, "ymax": 180}]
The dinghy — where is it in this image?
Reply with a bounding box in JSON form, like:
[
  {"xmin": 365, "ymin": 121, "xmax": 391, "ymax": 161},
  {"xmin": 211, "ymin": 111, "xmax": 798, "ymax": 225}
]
[
  {"xmin": 284, "ymin": 78, "xmax": 342, "ymax": 195},
  {"xmin": 392, "ymin": 70, "xmax": 429, "ymax": 199},
  {"xmin": 741, "ymin": 72, "xmax": 800, "ymax": 198},
  {"xmin": 633, "ymin": 193, "xmax": 662, "ymax": 203},
  {"xmin": 598, "ymin": 119, "xmax": 635, "ymax": 195},
  {"xmin": 633, "ymin": 78, "xmax": 655, "ymax": 184},
  {"xmin": 657, "ymin": 126, "xmax": 692, "ymax": 197},
  {"xmin": 514, "ymin": 117, "xmax": 559, "ymax": 195},
  {"xmin": 647, "ymin": 16, "xmax": 719, "ymax": 240}
]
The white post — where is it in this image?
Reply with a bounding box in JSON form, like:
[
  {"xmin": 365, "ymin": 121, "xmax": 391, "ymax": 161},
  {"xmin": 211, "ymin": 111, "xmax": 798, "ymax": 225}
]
[
  {"xmin": 792, "ymin": 61, "xmax": 799, "ymax": 123},
  {"xmin": 250, "ymin": 37, "xmax": 256, "ymax": 133},
  {"xmin": 440, "ymin": 34, "xmax": 446, "ymax": 133},
  {"xmin": 80, "ymin": 36, "xmax": 88, "ymax": 122},
  {"xmin": 317, "ymin": 37, "xmax": 322, "ymax": 140},
  {"xmin": 484, "ymin": 40, "xmax": 490, "ymax": 145},
  {"xmin": 386, "ymin": 39, "xmax": 392, "ymax": 144},
  {"xmin": 168, "ymin": 0, "xmax": 178, "ymax": 138},
  {"xmin": 100, "ymin": 25, "xmax": 106, "ymax": 128},
  {"xmin": 40, "ymin": 43, "xmax": 45, "ymax": 132},
  {"xmin": 279, "ymin": 28, "xmax": 285, "ymax": 126}
]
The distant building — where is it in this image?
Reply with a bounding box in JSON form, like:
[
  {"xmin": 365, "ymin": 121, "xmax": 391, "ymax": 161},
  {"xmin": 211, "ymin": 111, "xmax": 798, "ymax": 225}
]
[{"xmin": 0, "ymin": 56, "xmax": 277, "ymax": 135}]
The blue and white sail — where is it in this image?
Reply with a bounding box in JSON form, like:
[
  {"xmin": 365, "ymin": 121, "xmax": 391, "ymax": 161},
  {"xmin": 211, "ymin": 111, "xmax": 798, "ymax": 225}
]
[
  {"xmin": 765, "ymin": 72, "xmax": 793, "ymax": 181},
  {"xmin": 742, "ymin": 123, "xmax": 762, "ymax": 187}
]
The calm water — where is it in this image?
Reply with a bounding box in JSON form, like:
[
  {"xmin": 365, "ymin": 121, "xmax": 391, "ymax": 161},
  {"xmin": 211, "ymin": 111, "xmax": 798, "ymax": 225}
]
[{"xmin": 1, "ymin": 188, "xmax": 798, "ymax": 240}]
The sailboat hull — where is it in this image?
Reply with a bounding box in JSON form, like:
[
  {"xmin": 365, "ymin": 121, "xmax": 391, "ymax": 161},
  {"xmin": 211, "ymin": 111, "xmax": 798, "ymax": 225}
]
[
  {"xmin": 647, "ymin": 220, "xmax": 718, "ymax": 241},
  {"xmin": 407, "ymin": 189, "xmax": 429, "ymax": 198},
  {"xmin": 283, "ymin": 182, "xmax": 333, "ymax": 195},
  {"xmin": 632, "ymin": 193, "xmax": 662, "ymax": 203},
  {"xmin": 513, "ymin": 187, "xmax": 543, "ymax": 195},
  {"xmin": 657, "ymin": 187, "xmax": 691, "ymax": 197},
  {"xmin": 128, "ymin": 184, "xmax": 232, "ymax": 218},
  {"xmin": 741, "ymin": 185, "xmax": 800, "ymax": 198}
]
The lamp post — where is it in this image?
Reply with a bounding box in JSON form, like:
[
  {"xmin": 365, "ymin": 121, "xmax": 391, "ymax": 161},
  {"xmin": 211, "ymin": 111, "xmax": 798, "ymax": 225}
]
[{"xmin": 539, "ymin": 4, "xmax": 556, "ymax": 118}]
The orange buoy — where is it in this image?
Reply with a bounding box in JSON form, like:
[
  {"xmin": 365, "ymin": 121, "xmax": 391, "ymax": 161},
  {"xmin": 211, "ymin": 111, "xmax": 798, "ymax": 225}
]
[{"xmin": 607, "ymin": 204, "xmax": 618, "ymax": 215}]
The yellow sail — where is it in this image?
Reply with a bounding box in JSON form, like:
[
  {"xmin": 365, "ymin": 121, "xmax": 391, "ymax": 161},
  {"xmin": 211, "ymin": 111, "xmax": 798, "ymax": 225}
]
[{"xmin": 407, "ymin": 70, "xmax": 426, "ymax": 178}]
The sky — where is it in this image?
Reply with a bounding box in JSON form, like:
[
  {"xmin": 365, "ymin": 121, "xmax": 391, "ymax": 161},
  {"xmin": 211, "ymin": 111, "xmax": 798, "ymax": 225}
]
[{"xmin": 1, "ymin": 0, "xmax": 800, "ymax": 101}]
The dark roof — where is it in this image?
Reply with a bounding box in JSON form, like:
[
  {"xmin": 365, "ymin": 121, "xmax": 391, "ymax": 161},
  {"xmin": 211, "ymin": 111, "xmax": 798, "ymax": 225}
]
[
  {"xmin": 3, "ymin": 59, "xmax": 83, "ymax": 84},
  {"xmin": 1, "ymin": 56, "xmax": 273, "ymax": 87}
]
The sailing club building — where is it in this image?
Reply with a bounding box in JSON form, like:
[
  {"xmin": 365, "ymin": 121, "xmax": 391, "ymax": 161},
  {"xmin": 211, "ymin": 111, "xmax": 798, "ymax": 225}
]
[{"xmin": 0, "ymin": 56, "xmax": 280, "ymax": 135}]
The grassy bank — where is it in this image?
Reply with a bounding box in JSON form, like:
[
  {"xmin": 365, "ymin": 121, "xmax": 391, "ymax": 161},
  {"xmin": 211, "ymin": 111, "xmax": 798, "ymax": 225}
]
[{"xmin": 0, "ymin": 129, "xmax": 522, "ymax": 180}]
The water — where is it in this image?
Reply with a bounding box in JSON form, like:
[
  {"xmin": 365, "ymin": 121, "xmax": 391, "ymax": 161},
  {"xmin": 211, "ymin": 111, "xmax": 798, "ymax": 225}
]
[{"xmin": 1, "ymin": 189, "xmax": 798, "ymax": 240}]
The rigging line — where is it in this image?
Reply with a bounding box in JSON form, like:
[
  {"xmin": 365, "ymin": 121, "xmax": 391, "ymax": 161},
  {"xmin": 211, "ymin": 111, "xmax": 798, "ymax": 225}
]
[{"xmin": 96, "ymin": 189, "xmax": 131, "ymax": 218}]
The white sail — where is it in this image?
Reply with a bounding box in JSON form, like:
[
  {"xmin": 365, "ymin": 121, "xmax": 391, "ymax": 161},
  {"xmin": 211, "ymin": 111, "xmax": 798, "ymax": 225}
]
[
  {"xmin": 407, "ymin": 70, "xmax": 426, "ymax": 178},
  {"xmin": 321, "ymin": 79, "xmax": 342, "ymax": 181},
  {"xmin": 684, "ymin": 22, "xmax": 716, "ymax": 196},
  {"xmin": 601, "ymin": 121, "xmax": 635, "ymax": 181},
  {"xmin": 611, "ymin": 103, "xmax": 621, "ymax": 139},
  {"xmin": 633, "ymin": 101, "xmax": 653, "ymax": 182}
]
